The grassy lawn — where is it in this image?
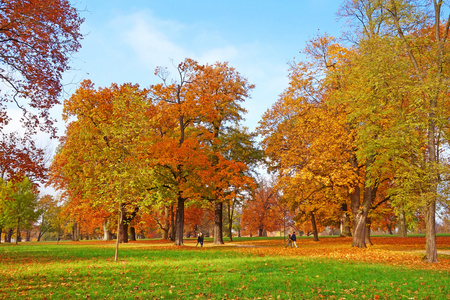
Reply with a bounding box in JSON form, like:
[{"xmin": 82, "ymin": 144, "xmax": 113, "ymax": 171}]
[{"xmin": 0, "ymin": 236, "xmax": 449, "ymax": 299}]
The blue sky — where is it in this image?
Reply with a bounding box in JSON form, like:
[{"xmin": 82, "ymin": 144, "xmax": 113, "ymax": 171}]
[{"xmin": 59, "ymin": 1, "xmax": 345, "ymax": 132}]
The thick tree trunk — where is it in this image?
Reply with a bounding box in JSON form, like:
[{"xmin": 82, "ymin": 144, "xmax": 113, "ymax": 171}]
[
  {"xmin": 129, "ymin": 227, "xmax": 136, "ymax": 241},
  {"xmin": 349, "ymin": 153, "xmax": 365, "ymax": 247},
  {"xmin": 351, "ymin": 158, "xmax": 376, "ymax": 248},
  {"xmin": 397, "ymin": 210, "xmax": 407, "ymax": 237},
  {"xmin": 311, "ymin": 212, "xmax": 319, "ymax": 241},
  {"xmin": 425, "ymin": 201, "xmax": 438, "ymax": 262},
  {"xmin": 103, "ymin": 220, "xmax": 111, "ymax": 241},
  {"xmin": 352, "ymin": 211, "xmax": 367, "ymax": 248},
  {"xmin": 258, "ymin": 227, "xmax": 264, "ymax": 237},
  {"xmin": 6, "ymin": 228, "xmax": 13, "ymax": 243},
  {"xmin": 352, "ymin": 184, "xmax": 375, "ymax": 248},
  {"xmin": 119, "ymin": 223, "xmax": 128, "ymax": 243},
  {"xmin": 174, "ymin": 194, "xmax": 185, "ymax": 246},
  {"xmin": 0, "ymin": 228, "xmax": 2, "ymax": 243},
  {"xmin": 213, "ymin": 202, "xmax": 224, "ymax": 244}
]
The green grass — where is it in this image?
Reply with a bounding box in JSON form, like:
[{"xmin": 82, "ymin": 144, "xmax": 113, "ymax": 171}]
[{"xmin": 0, "ymin": 241, "xmax": 448, "ymax": 299}]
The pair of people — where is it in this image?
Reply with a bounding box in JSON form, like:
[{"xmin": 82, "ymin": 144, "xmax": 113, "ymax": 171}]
[
  {"xmin": 196, "ymin": 232, "xmax": 204, "ymax": 247},
  {"xmin": 285, "ymin": 231, "xmax": 298, "ymax": 248}
]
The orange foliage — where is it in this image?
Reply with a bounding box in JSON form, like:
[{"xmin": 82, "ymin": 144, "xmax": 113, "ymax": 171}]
[
  {"xmin": 0, "ymin": 133, "xmax": 47, "ymax": 183},
  {"xmin": 0, "ymin": 0, "xmax": 83, "ymax": 136},
  {"xmin": 241, "ymin": 179, "xmax": 285, "ymax": 236}
]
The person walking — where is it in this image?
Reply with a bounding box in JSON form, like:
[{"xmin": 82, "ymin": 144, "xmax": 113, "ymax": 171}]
[
  {"xmin": 196, "ymin": 232, "xmax": 204, "ymax": 247},
  {"xmin": 291, "ymin": 231, "xmax": 298, "ymax": 248},
  {"xmin": 285, "ymin": 233, "xmax": 293, "ymax": 248}
]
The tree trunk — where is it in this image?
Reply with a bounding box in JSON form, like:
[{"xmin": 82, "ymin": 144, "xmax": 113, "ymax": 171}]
[
  {"xmin": 119, "ymin": 222, "xmax": 128, "ymax": 243},
  {"xmin": 425, "ymin": 201, "xmax": 438, "ymax": 262},
  {"xmin": 7, "ymin": 228, "xmax": 13, "ymax": 243},
  {"xmin": 103, "ymin": 220, "xmax": 111, "ymax": 241},
  {"xmin": 365, "ymin": 218, "xmax": 373, "ymax": 246},
  {"xmin": 352, "ymin": 184, "xmax": 375, "ymax": 248},
  {"xmin": 349, "ymin": 153, "xmax": 364, "ymax": 247},
  {"xmin": 340, "ymin": 203, "xmax": 352, "ymax": 237},
  {"xmin": 170, "ymin": 204, "xmax": 175, "ymax": 241},
  {"xmin": 351, "ymin": 158, "xmax": 376, "ymax": 248},
  {"xmin": 310, "ymin": 212, "xmax": 319, "ymax": 241},
  {"xmin": 0, "ymin": 228, "xmax": 2, "ymax": 243},
  {"xmin": 115, "ymin": 204, "xmax": 123, "ymax": 262},
  {"xmin": 352, "ymin": 210, "xmax": 367, "ymax": 248},
  {"xmin": 71, "ymin": 222, "xmax": 76, "ymax": 241},
  {"xmin": 397, "ymin": 209, "xmax": 407, "ymax": 237},
  {"xmin": 163, "ymin": 206, "xmax": 169, "ymax": 240},
  {"xmin": 129, "ymin": 227, "xmax": 136, "ymax": 241},
  {"xmin": 213, "ymin": 202, "xmax": 224, "ymax": 245},
  {"xmin": 26, "ymin": 230, "xmax": 31, "ymax": 242},
  {"xmin": 386, "ymin": 224, "xmax": 393, "ymax": 235},
  {"xmin": 424, "ymin": 92, "xmax": 438, "ymax": 262},
  {"xmin": 227, "ymin": 201, "xmax": 233, "ymax": 242},
  {"xmin": 37, "ymin": 230, "xmax": 45, "ymax": 241},
  {"xmin": 258, "ymin": 227, "xmax": 264, "ymax": 237},
  {"xmin": 16, "ymin": 220, "xmax": 20, "ymax": 244},
  {"xmin": 340, "ymin": 212, "xmax": 352, "ymax": 237},
  {"xmin": 174, "ymin": 194, "xmax": 185, "ymax": 246}
]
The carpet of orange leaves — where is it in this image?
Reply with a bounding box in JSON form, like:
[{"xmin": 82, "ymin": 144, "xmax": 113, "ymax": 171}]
[{"xmin": 224, "ymin": 236, "xmax": 450, "ymax": 271}]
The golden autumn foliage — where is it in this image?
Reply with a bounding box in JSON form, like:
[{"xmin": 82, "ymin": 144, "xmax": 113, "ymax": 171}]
[
  {"xmin": 258, "ymin": 35, "xmax": 365, "ymax": 243},
  {"xmin": 259, "ymin": 1, "xmax": 450, "ymax": 261}
]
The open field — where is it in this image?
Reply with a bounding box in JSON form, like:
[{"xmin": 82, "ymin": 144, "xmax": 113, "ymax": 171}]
[{"xmin": 0, "ymin": 236, "xmax": 449, "ymax": 299}]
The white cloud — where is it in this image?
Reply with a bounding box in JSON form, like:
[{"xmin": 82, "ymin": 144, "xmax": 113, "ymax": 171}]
[{"xmin": 115, "ymin": 11, "xmax": 190, "ymax": 69}]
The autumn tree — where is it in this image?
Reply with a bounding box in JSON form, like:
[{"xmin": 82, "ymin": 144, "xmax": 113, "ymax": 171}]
[
  {"xmin": 258, "ymin": 36, "xmax": 359, "ymax": 242},
  {"xmin": 36, "ymin": 194, "xmax": 58, "ymax": 241},
  {"xmin": 218, "ymin": 126, "xmax": 262, "ymax": 241},
  {"xmin": 150, "ymin": 58, "xmax": 254, "ymax": 246},
  {"xmin": 191, "ymin": 62, "xmax": 255, "ymax": 245},
  {"xmin": 149, "ymin": 59, "xmax": 210, "ymax": 246},
  {"xmin": 0, "ymin": 178, "xmax": 12, "ymax": 242},
  {"xmin": 258, "ymin": 33, "xmax": 406, "ymax": 249},
  {"xmin": 0, "ymin": 177, "xmax": 40, "ymax": 243},
  {"xmin": 0, "ymin": 0, "xmax": 83, "ymax": 136},
  {"xmin": 0, "ymin": 1, "xmax": 83, "ymax": 191},
  {"xmin": 50, "ymin": 80, "xmax": 154, "ymax": 260},
  {"xmin": 241, "ymin": 178, "xmax": 283, "ymax": 237},
  {"xmin": 338, "ymin": 0, "xmax": 450, "ymax": 262}
]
